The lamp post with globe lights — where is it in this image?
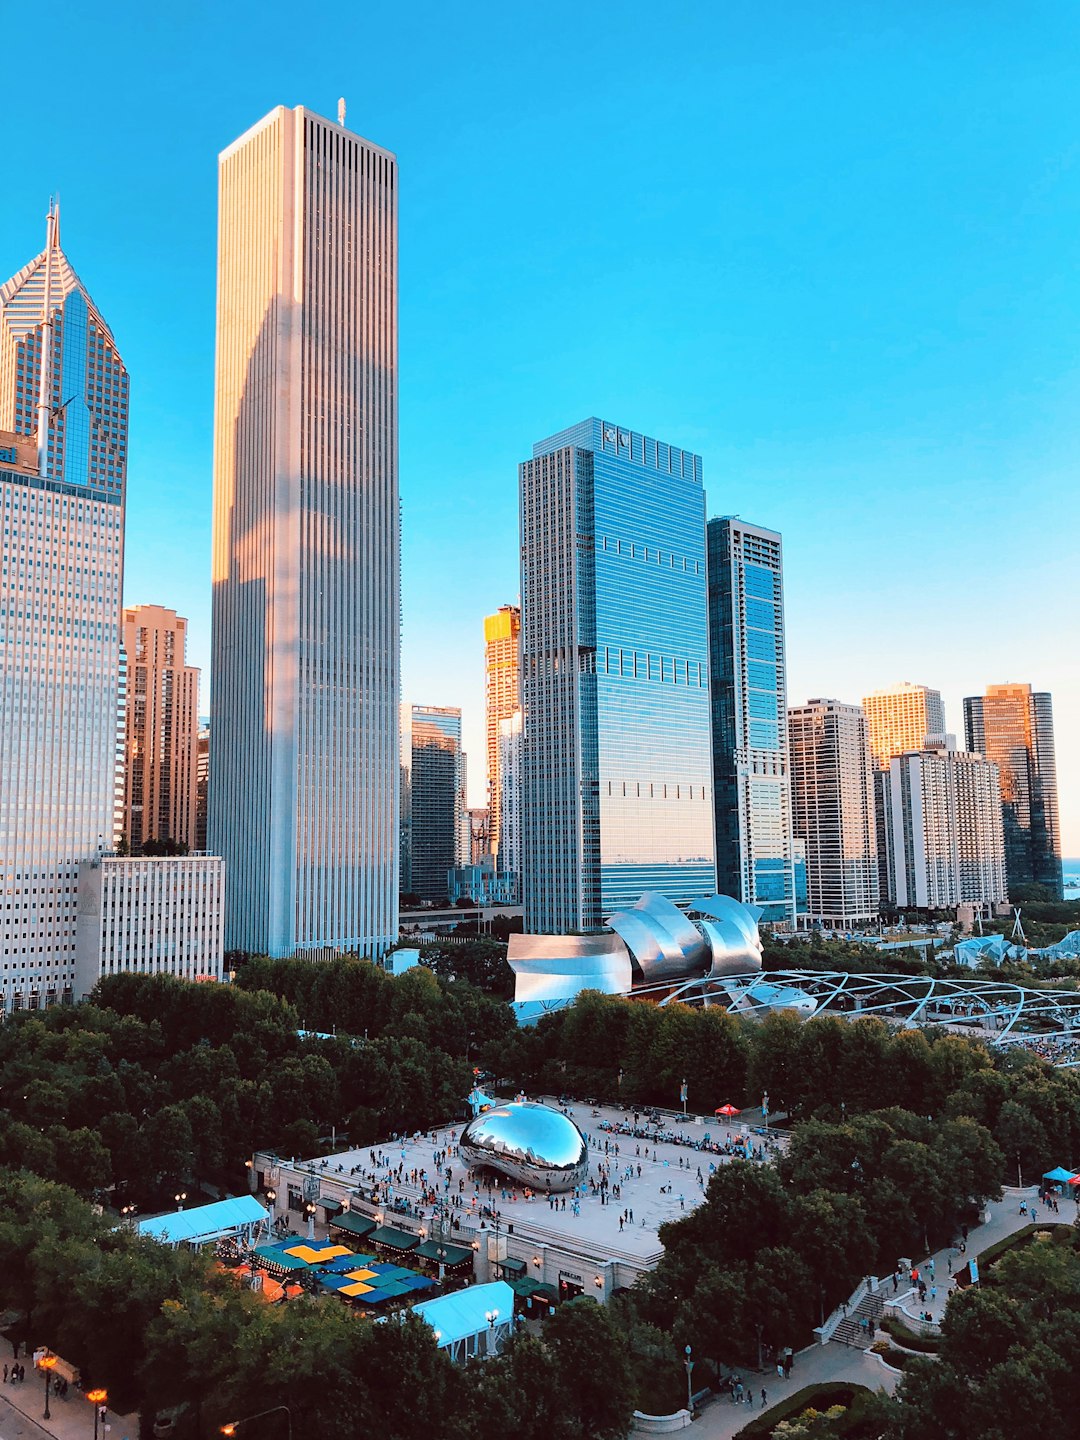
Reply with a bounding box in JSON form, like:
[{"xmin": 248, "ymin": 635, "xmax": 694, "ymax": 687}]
[
  {"xmin": 683, "ymin": 1345, "xmax": 694, "ymax": 1414},
  {"xmin": 39, "ymin": 1353, "xmax": 56, "ymax": 1420},
  {"xmin": 87, "ymin": 1387, "xmax": 108, "ymax": 1440}
]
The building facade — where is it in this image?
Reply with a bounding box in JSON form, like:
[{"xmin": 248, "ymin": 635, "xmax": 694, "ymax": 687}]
[
  {"xmin": 121, "ymin": 605, "xmax": 200, "ymax": 853},
  {"xmin": 883, "ymin": 748, "xmax": 1007, "ymax": 910},
  {"xmin": 0, "ymin": 207, "xmax": 127, "ymax": 1011},
  {"xmin": 862, "ymin": 683, "xmax": 947, "ymax": 768},
  {"xmin": 498, "ymin": 710, "xmax": 523, "ymax": 902},
  {"xmin": 964, "ymin": 684, "xmax": 1063, "ymax": 899},
  {"xmin": 707, "ymin": 517, "xmax": 795, "ymax": 927},
  {"xmin": 405, "ymin": 706, "xmax": 464, "ymax": 902},
  {"xmin": 788, "ymin": 699, "xmax": 879, "ymax": 927},
  {"xmin": 209, "ymin": 105, "xmax": 399, "ymax": 957},
  {"xmin": 75, "ymin": 854, "xmax": 225, "ymax": 997},
  {"xmin": 484, "ymin": 605, "xmax": 520, "ymax": 866},
  {"xmin": 195, "ymin": 724, "xmax": 210, "ymax": 853},
  {"xmin": 520, "ymin": 418, "xmax": 715, "ymax": 933}
]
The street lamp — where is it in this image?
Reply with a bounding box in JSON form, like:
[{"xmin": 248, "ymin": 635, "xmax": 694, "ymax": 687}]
[
  {"xmin": 304, "ymin": 1200, "xmax": 317, "ymax": 1241},
  {"xmin": 221, "ymin": 1406, "xmax": 293, "ymax": 1440},
  {"xmin": 87, "ymin": 1387, "xmax": 108, "ymax": 1440},
  {"xmin": 684, "ymin": 1345, "xmax": 694, "ymax": 1414},
  {"xmin": 762, "ymin": 1090, "xmax": 770, "ymax": 1137},
  {"xmin": 39, "ymin": 1353, "xmax": 56, "ymax": 1420},
  {"xmin": 174, "ymin": 1191, "xmax": 187, "ymax": 1211}
]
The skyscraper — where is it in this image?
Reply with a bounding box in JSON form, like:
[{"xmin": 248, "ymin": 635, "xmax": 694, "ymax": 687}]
[
  {"xmin": 484, "ymin": 604, "xmax": 520, "ymax": 865},
  {"xmin": 707, "ymin": 517, "xmax": 795, "ymax": 927},
  {"xmin": 405, "ymin": 706, "xmax": 463, "ymax": 902},
  {"xmin": 520, "ymin": 418, "xmax": 715, "ymax": 934},
  {"xmin": 883, "ymin": 747, "xmax": 1007, "ymax": 910},
  {"xmin": 964, "ymin": 684, "xmax": 1063, "ymax": 899},
  {"xmin": 121, "ymin": 605, "xmax": 200, "ymax": 853},
  {"xmin": 498, "ymin": 710, "xmax": 523, "ymax": 899},
  {"xmin": 862, "ymin": 683, "xmax": 947, "ymax": 768},
  {"xmin": 0, "ymin": 206, "xmax": 127, "ymax": 1011},
  {"xmin": 209, "ymin": 104, "xmax": 399, "ymax": 957},
  {"xmin": 788, "ymin": 699, "xmax": 879, "ymax": 927}
]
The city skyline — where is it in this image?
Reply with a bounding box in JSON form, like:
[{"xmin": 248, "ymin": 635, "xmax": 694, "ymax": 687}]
[{"xmin": 4, "ymin": 5, "xmax": 1079, "ymax": 851}]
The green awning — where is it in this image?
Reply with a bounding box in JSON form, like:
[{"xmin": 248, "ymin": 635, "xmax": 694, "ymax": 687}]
[
  {"xmin": 368, "ymin": 1224, "xmax": 420, "ymax": 1252},
  {"xmin": 413, "ymin": 1239, "xmax": 472, "ymax": 1267},
  {"xmin": 510, "ymin": 1276, "xmax": 547, "ymax": 1298},
  {"xmin": 497, "ymin": 1256, "xmax": 527, "ymax": 1276},
  {"xmin": 330, "ymin": 1212, "xmax": 376, "ymax": 1238}
]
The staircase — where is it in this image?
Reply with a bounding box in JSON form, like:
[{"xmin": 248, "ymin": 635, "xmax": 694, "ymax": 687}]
[{"xmin": 831, "ymin": 1288, "xmax": 885, "ymax": 1349}]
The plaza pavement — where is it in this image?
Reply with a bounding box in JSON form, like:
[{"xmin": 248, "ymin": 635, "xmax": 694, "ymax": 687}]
[
  {"xmin": 296, "ymin": 1096, "xmax": 786, "ymax": 1270},
  {"xmin": 688, "ymin": 1185, "xmax": 1073, "ymax": 1439},
  {"xmin": 0, "ymin": 1369, "xmax": 133, "ymax": 1440}
]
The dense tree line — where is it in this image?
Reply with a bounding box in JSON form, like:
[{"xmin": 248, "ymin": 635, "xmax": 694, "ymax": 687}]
[
  {"xmin": 0, "ymin": 1170, "xmax": 634, "ymax": 1440},
  {"xmin": 0, "ymin": 963, "xmax": 514, "ymax": 1208},
  {"xmin": 515, "ymin": 994, "xmax": 1080, "ymax": 1183}
]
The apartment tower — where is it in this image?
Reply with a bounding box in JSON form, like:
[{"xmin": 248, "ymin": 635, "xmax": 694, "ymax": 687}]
[
  {"xmin": 862, "ymin": 683, "xmax": 947, "ymax": 768},
  {"xmin": 121, "ymin": 605, "xmax": 200, "ymax": 853},
  {"xmin": 788, "ymin": 698, "xmax": 879, "ymax": 927},
  {"xmin": 707, "ymin": 517, "xmax": 795, "ymax": 927},
  {"xmin": 520, "ymin": 418, "xmax": 715, "ymax": 933},
  {"xmin": 0, "ymin": 207, "xmax": 128, "ymax": 1010},
  {"xmin": 484, "ymin": 604, "xmax": 521, "ymax": 866},
  {"xmin": 209, "ymin": 104, "xmax": 399, "ymax": 956},
  {"xmin": 402, "ymin": 705, "xmax": 464, "ymax": 902},
  {"xmin": 964, "ymin": 684, "xmax": 1062, "ymax": 899}
]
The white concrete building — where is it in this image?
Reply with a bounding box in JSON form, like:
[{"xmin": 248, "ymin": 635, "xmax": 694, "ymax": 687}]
[
  {"xmin": 209, "ymin": 104, "xmax": 399, "ymax": 959},
  {"xmin": 0, "ymin": 207, "xmax": 128, "ymax": 1012},
  {"xmin": 884, "ymin": 748, "xmax": 1007, "ymax": 910},
  {"xmin": 497, "ymin": 710, "xmax": 523, "ymax": 901},
  {"xmin": 788, "ymin": 699, "xmax": 879, "ymax": 927},
  {"xmin": 75, "ymin": 855, "xmax": 225, "ymax": 997}
]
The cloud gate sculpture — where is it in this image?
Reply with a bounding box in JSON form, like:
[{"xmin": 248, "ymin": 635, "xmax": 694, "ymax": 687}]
[
  {"xmin": 459, "ymin": 1101, "xmax": 590, "ymax": 1191},
  {"xmin": 509, "ymin": 892, "xmax": 764, "ymax": 1022}
]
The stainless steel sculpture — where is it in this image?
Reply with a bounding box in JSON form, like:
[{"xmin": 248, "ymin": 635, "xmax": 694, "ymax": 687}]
[
  {"xmin": 695, "ymin": 894, "xmax": 765, "ymax": 977},
  {"xmin": 607, "ymin": 892, "xmax": 710, "ymax": 983},
  {"xmin": 458, "ymin": 1101, "xmax": 589, "ymax": 1191}
]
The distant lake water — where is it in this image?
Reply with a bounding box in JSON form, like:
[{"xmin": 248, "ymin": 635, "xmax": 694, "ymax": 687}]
[{"xmin": 1064, "ymin": 859, "xmax": 1080, "ymax": 899}]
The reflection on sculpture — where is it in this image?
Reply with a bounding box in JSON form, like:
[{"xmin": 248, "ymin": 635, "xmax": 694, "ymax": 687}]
[
  {"xmin": 459, "ymin": 1101, "xmax": 589, "ymax": 1191},
  {"xmin": 509, "ymin": 892, "xmax": 764, "ymax": 1022}
]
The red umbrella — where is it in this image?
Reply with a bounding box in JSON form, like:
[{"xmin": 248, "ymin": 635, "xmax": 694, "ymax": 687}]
[
  {"xmin": 1068, "ymin": 1175, "xmax": 1080, "ymax": 1186},
  {"xmin": 714, "ymin": 1104, "xmax": 740, "ymax": 1117}
]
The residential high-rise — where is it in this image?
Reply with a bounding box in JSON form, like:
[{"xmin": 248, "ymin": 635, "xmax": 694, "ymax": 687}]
[
  {"xmin": 862, "ymin": 683, "xmax": 947, "ymax": 768},
  {"xmin": 484, "ymin": 605, "xmax": 521, "ymax": 865},
  {"xmin": 209, "ymin": 104, "xmax": 399, "ymax": 957},
  {"xmin": 0, "ymin": 207, "xmax": 128, "ymax": 1011},
  {"xmin": 520, "ymin": 418, "xmax": 715, "ymax": 933},
  {"xmin": 788, "ymin": 699, "xmax": 879, "ymax": 927},
  {"xmin": 964, "ymin": 684, "xmax": 1063, "ymax": 899},
  {"xmin": 467, "ymin": 808, "xmax": 491, "ymax": 866},
  {"xmin": 862, "ymin": 683, "xmax": 948, "ymax": 907},
  {"xmin": 405, "ymin": 706, "xmax": 463, "ymax": 902},
  {"xmin": 883, "ymin": 747, "xmax": 1007, "ymax": 910},
  {"xmin": 707, "ymin": 517, "xmax": 795, "ymax": 927},
  {"xmin": 121, "ymin": 605, "xmax": 200, "ymax": 853}
]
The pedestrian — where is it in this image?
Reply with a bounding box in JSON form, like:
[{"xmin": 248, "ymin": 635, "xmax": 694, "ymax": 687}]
[
  {"xmin": 784, "ymin": 1353, "xmax": 792, "ymax": 1379},
  {"xmin": 735, "ymin": 1381, "xmax": 744, "ymax": 1404},
  {"xmin": 761, "ymin": 1388, "xmax": 768, "ymax": 1408},
  {"xmin": 746, "ymin": 1388, "xmax": 754, "ymax": 1409}
]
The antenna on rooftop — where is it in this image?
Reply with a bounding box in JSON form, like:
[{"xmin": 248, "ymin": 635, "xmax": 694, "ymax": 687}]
[{"xmin": 338, "ymin": 97, "xmax": 346, "ymax": 127}]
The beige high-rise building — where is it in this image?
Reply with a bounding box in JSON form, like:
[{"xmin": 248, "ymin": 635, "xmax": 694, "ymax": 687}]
[
  {"xmin": 208, "ymin": 104, "xmax": 399, "ymax": 957},
  {"xmin": 484, "ymin": 605, "xmax": 520, "ymax": 863},
  {"xmin": 788, "ymin": 698, "xmax": 879, "ymax": 928},
  {"xmin": 862, "ymin": 683, "xmax": 947, "ymax": 769},
  {"xmin": 121, "ymin": 605, "xmax": 200, "ymax": 853}
]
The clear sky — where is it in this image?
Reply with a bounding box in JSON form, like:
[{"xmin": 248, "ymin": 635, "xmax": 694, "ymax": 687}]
[{"xmin": 5, "ymin": 1, "xmax": 1079, "ymax": 849}]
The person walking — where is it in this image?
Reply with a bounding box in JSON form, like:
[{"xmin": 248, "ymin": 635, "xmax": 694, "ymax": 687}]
[
  {"xmin": 761, "ymin": 1388, "xmax": 768, "ymax": 1408},
  {"xmin": 776, "ymin": 1360, "xmax": 784, "ymax": 1380}
]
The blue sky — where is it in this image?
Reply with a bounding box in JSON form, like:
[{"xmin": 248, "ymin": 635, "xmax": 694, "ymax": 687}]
[{"xmin": 5, "ymin": 1, "xmax": 1079, "ymax": 849}]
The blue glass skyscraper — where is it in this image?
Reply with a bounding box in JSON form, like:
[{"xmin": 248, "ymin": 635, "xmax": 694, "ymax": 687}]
[
  {"xmin": 520, "ymin": 418, "xmax": 716, "ymax": 934},
  {"xmin": 707, "ymin": 517, "xmax": 796, "ymax": 927}
]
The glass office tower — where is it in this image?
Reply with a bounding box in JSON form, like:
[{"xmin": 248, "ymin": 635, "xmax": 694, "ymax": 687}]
[
  {"xmin": 520, "ymin": 418, "xmax": 715, "ymax": 934},
  {"xmin": 0, "ymin": 206, "xmax": 127, "ymax": 1010},
  {"xmin": 402, "ymin": 705, "xmax": 464, "ymax": 902},
  {"xmin": 964, "ymin": 684, "xmax": 1063, "ymax": 899},
  {"xmin": 707, "ymin": 517, "xmax": 795, "ymax": 927}
]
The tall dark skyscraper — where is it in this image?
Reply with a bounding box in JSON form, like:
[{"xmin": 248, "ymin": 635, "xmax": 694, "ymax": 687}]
[
  {"xmin": 964, "ymin": 683, "xmax": 1063, "ymax": 899},
  {"xmin": 706, "ymin": 517, "xmax": 795, "ymax": 927},
  {"xmin": 401, "ymin": 705, "xmax": 463, "ymax": 902},
  {"xmin": 519, "ymin": 419, "xmax": 715, "ymax": 934}
]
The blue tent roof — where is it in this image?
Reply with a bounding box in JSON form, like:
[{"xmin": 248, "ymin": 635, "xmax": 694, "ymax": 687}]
[
  {"xmin": 138, "ymin": 1195, "xmax": 269, "ymax": 1246},
  {"xmin": 1043, "ymin": 1166, "xmax": 1076, "ymax": 1183}
]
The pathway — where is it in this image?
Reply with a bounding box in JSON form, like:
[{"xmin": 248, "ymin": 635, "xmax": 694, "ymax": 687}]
[
  {"xmin": 0, "ymin": 1365, "xmax": 135, "ymax": 1440},
  {"xmin": 687, "ymin": 1185, "xmax": 1072, "ymax": 1439}
]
